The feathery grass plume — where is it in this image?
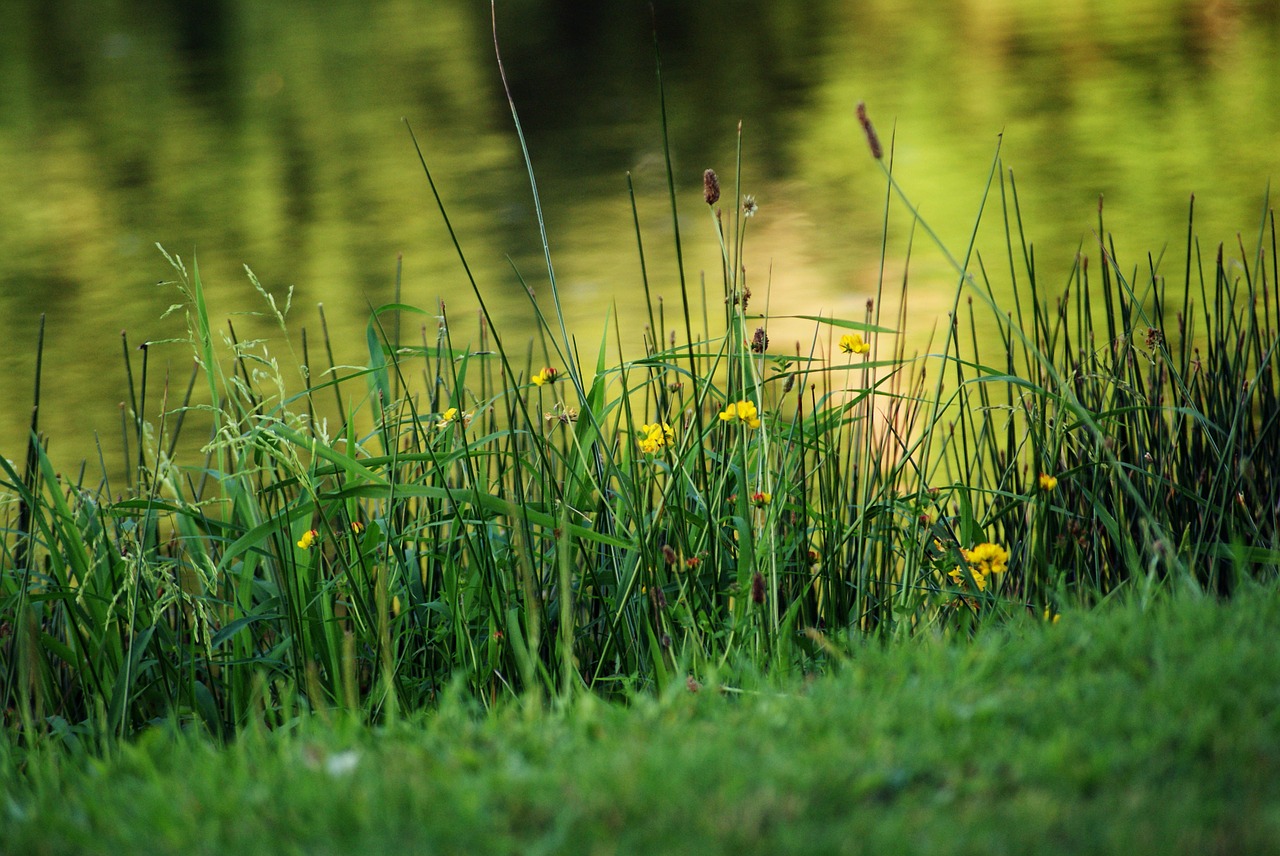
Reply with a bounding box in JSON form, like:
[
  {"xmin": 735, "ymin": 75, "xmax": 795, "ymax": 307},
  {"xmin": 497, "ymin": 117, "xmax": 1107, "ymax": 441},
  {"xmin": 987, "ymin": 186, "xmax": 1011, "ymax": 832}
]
[
  {"xmin": 703, "ymin": 168, "xmax": 720, "ymax": 205},
  {"xmin": 856, "ymin": 101, "xmax": 882, "ymax": 160}
]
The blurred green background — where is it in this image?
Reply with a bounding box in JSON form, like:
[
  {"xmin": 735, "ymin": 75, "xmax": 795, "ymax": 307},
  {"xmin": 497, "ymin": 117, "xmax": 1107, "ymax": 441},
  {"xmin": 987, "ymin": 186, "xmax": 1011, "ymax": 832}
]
[{"xmin": 1, "ymin": 0, "xmax": 1278, "ymax": 478}]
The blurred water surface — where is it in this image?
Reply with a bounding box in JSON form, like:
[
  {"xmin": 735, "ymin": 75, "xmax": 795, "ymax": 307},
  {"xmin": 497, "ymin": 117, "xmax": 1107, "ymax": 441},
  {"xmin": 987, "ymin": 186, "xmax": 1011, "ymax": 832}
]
[{"xmin": 1, "ymin": 0, "xmax": 1278, "ymax": 476}]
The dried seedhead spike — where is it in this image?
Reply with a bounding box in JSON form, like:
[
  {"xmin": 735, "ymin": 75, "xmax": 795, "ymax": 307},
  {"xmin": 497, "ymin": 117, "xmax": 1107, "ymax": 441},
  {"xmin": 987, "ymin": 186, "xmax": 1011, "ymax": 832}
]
[
  {"xmin": 750, "ymin": 326, "xmax": 769, "ymax": 354},
  {"xmin": 750, "ymin": 571, "xmax": 767, "ymax": 605},
  {"xmin": 703, "ymin": 169, "xmax": 721, "ymax": 205},
  {"xmin": 856, "ymin": 101, "xmax": 883, "ymax": 160}
]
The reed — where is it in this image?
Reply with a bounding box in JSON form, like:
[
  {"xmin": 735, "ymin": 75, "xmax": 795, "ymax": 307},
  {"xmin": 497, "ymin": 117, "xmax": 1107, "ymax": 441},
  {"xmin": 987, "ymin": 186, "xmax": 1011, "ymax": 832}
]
[{"xmin": 1, "ymin": 108, "xmax": 1277, "ymax": 742}]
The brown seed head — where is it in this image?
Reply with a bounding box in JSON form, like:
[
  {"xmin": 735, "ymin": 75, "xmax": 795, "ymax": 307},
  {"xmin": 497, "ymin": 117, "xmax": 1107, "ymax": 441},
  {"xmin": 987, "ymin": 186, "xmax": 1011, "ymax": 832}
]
[
  {"xmin": 856, "ymin": 101, "xmax": 883, "ymax": 160},
  {"xmin": 703, "ymin": 169, "xmax": 721, "ymax": 205}
]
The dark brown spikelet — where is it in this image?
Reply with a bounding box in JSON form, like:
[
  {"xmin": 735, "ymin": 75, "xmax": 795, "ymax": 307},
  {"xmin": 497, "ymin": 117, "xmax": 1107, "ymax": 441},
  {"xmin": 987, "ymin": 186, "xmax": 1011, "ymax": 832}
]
[
  {"xmin": 750, "ymin": 571, "xmax": 766, "ymax": 605},
  {"xmin": 648, "ymin": 585, "xmax": 667, "ymax": 610},
  {"xmin": 750, "ymin": 326, "xmax": 769, "ymax": 354},
  {"xmin": 661, "ymin": 544, "xmax": 678, "ymax": 566},
  {"xmin": 703, "ymin": 169, "xmax": 721, "ymax": 205},
  {"xmin": 856, "ymin": 102, "xmax": 883, "ymax": 160}
]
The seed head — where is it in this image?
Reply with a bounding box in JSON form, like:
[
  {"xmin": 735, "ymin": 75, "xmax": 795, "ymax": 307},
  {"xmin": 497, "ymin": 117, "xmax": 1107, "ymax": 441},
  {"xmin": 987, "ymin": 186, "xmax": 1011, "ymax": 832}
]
[
  {"xmin": 856, "ymin": 101, "xmax": 883, "ymax": 160},
  {"xmin": 703, "ymin": 169, "xmax": 721, "ymax": 205}
]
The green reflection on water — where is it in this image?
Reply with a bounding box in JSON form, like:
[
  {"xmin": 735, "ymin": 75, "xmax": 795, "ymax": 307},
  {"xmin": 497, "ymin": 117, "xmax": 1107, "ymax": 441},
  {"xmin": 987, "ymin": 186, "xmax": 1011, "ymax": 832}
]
[{"xmin": 1, "ymin": 0, "xmax": 1277, "ymax": 477}]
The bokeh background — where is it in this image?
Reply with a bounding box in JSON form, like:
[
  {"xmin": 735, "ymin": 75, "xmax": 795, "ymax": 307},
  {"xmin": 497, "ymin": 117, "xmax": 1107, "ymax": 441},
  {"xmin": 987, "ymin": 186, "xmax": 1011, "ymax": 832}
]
[{"xmin": 2, "ymin": 0, "xmax": 1278, "ymax": 477}]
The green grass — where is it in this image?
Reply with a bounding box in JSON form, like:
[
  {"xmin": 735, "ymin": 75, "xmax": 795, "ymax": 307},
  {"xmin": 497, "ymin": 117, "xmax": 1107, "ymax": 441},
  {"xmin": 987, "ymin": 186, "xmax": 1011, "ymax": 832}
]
[
  {"xmin": 5, "ymin": 582, "xmax": 1279, "ymax": 855},
  {"xmin": 2, "ymin": 99, "xmax": 1279, "ymax": 736}
]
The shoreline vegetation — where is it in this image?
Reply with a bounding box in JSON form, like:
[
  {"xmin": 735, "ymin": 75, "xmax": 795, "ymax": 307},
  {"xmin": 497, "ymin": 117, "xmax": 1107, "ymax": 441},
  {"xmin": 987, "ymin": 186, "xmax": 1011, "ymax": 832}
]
[
  {"xmin": 2, "ymin": 38, "xmax": 1279, "ymax": 845},
  {"xmin": 2, "ymin": 96, "xmax": 1280, "ymax": 731},
  {"xmin": 3, "ymin": 104, "xmax": 1277, "ymax": 734}
]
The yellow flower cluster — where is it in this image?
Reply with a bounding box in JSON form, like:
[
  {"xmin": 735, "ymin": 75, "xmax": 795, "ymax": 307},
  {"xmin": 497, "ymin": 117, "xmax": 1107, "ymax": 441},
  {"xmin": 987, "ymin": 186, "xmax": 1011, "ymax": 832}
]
[
  {"xmin": 1038, "ymin": 473, "xmax": 1058, "ymax": 491},
  {"xmin": 297, "ymin": 529, "xmax": 319, "ymax": 550},
  {"xmin": 947, "ymin": 542, "xmax": 1009, "ymax": 591},
  {"xmin": 531, "ymin": 367, "xmax": 558, "ymax": 386},
  {"xmin": 839, "ymin": 333, "xmax": 870, "ymax": 355},
  {"xmin": 637, "ymin": 422, "xmax": 675, "ymax": 454},
  {"xmin": 718, "ymin": 399, "xmax": 762, "ymax": 429},
  {"xmin": 964, "ymin": 542, "xmax": 1009, "ymax": 575}
]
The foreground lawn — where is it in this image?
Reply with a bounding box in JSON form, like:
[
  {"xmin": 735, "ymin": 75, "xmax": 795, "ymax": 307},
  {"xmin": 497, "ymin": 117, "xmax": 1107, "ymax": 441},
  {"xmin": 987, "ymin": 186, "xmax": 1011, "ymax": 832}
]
[{"xmin": 5, "ymin": 583, "xmax": 1279, "ymax": 855}]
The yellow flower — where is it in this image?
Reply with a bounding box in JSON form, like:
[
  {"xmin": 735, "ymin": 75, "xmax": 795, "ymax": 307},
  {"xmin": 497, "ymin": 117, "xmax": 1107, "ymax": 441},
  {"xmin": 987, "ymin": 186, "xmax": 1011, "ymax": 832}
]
[
  {"xmin": 948, "ymin": 566, "xmax": 987, "ymax": 591},
  {"xmin": 961, "ymin": 542, "xmax": 1009, "ymax": 576},
  {"xmin": 531, "ymin": 367, "xmax": 558, "ymax": 386},
  {"xmin": 297, "ymin": 529, "xmax": 319, "ymax": 550},
  {"xmin": 1043, "ymin": 607, "xmax": 1061, "ymax": 624},
  {"xmin": 644, "ymin": 422, "xmax": 674, "ymax": 445},
  {"xmin": 751, "ymin": 491, "xmax": 771, "ymax": 507},
  {"xmin": 718, "ymin": 399, "xmax": 762, "ymax": 429},
  {"xmin": 1038, "ymin": 473, "xmax": 1058, "ymax": 491},
  {"xmin": 839, "ymin": 333, "xmax": 870, "ymax": 355},
  {"xmin": 438, "ymin": 407, "xmax": 459, "ymax": 429},
  {"xmin": 638, "ymin": 421, "xmax": 675, "ymax": 453}
]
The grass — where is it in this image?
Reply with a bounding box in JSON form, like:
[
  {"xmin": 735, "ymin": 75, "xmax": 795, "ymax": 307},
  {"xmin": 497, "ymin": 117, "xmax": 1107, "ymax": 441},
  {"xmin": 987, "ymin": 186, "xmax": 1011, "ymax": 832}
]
[
  {"xmin": 1, "ymin": 87, "xmax": 1279, "ymax": 738},
  {"xmin": 4, "ymin": 581, "xmax": 1279, "ymax": 855},
  {"xmin": 2, "ymin": 18, "xmax": 1280, "ymax": 846}
]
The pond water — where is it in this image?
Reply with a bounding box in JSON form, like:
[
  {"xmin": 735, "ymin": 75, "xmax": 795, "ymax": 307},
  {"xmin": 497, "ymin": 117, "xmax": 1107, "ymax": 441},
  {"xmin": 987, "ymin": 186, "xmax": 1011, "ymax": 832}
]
[{"xmin": 2, "ymin": 0, "xmax": 1278, "ymax": 478}]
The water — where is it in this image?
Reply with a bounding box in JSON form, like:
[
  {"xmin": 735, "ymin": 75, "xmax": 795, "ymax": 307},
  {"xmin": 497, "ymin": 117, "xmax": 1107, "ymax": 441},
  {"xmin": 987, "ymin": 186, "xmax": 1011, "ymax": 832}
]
[{"xmin": 2, "ymin": 0, "xmax": 1278, "ymax": 479}]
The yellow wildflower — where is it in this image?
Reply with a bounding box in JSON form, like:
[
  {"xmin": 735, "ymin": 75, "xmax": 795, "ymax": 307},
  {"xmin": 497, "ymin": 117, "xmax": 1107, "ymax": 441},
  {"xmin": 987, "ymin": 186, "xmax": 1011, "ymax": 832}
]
[
  {"xmin": 297, "ymin": 529, "xmax": 319, "ymax": 550},
  {"xmin": 531, "ymin": 367, "xmax": 558, "ymax": 386},
  {"xmin": 751, "ymin": 491, "xmax": 771, "ymax": 507},
  {"xmin": 1038, "ymin": 473, "xmax": 1058, "ymax": 492},
  {"xmin": 961, "ymin": 542, "xmax": 1009, "ymax": 576},
  {"xmin": 839, "ymin": 333, "xmax": 870, "ymax": 355},
  {"xmin": 638, "ymin": 421, "xmax": 674, "ymax": 454},
  {"xmin": 948, "ymin": 565, "xmax": 988, "ymax": 591},
  {"xmin": 718, "ymin": 399, "xmax": 762, "ymax": 429}
]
